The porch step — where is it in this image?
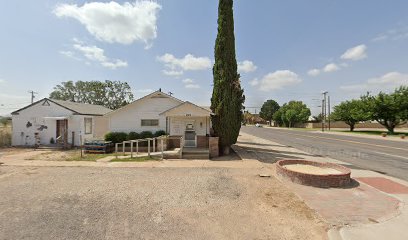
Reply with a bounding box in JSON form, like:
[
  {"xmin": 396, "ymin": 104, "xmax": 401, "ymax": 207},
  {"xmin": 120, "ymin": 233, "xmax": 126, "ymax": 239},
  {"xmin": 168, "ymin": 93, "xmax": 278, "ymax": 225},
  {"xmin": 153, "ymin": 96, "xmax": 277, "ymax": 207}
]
[{"xmin": 182, "ymin": 148, "xmax": 210, "ymax": 159}]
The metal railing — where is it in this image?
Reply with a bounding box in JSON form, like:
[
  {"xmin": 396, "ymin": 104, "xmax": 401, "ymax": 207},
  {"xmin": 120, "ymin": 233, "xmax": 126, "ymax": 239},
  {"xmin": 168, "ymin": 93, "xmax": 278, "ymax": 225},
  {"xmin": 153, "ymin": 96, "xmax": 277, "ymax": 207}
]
[{"xmin": 114, "ymin": 135, "xmax": 184, "ymax": 160}]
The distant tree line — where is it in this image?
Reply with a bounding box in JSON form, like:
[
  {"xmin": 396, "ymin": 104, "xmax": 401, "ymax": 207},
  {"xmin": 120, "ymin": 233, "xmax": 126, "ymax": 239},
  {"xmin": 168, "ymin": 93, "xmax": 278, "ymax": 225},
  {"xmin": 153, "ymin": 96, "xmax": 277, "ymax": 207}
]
[
  {"xmin": 332, "ymin": 86, "xmax": 408, "ymax": 133},
  {"xmin": 258, "ymin": 100, "xmax": 311, "ymax": 128},
  {"xmin": 49, "ymin": 80, "xmax": 134, "ymax": 110}
]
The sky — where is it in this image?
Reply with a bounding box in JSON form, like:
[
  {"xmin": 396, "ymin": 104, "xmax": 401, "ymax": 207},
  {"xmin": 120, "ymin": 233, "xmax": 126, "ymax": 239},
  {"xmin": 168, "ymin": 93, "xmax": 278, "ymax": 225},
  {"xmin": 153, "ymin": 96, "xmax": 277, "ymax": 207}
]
[{"xmin": 1, "ymin": 0, "xmax": 408, "ymax": 116}]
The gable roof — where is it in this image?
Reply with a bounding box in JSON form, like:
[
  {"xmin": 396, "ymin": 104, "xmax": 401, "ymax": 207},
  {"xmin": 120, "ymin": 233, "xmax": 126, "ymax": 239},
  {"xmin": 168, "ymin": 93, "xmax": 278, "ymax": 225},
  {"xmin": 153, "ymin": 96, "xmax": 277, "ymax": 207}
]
[
  {"xmin": 11, "ymin": 98, "xmax": 112, "ymax": 116},
  {"xmin": 160, "ymin": 101, "xmax": 213, "ymax": 116},
  {"xmin": 105, "ymin": 90, "xmax": 184, "ymax": 116}
]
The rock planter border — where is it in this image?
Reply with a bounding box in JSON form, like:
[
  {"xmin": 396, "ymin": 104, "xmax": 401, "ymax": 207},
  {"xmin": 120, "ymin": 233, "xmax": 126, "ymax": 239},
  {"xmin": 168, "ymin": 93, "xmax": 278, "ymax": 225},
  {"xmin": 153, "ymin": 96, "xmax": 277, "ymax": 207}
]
[{"xmin": 276, "ymin": 160, "xmax": 351, "ymax": 188}]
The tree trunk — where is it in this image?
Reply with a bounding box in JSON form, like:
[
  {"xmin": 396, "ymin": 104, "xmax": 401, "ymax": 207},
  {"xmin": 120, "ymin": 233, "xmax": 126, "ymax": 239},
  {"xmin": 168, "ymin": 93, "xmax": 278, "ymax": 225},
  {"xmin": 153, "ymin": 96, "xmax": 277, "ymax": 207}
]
[
  {"xmin": 222, "ymin": 145, "xmax": 230, "ymax": 155},
  {"xmin": 349, "ymin": 123, "xmax": 355, "ymax": 131}
]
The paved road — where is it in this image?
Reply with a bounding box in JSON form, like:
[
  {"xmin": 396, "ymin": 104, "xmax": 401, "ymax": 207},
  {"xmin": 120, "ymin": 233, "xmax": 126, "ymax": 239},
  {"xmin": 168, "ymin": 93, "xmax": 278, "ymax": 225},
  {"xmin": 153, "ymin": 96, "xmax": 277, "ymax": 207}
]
[{"xmin": 241, "ymin": 126, "xmax": 408, "ymax": 181}]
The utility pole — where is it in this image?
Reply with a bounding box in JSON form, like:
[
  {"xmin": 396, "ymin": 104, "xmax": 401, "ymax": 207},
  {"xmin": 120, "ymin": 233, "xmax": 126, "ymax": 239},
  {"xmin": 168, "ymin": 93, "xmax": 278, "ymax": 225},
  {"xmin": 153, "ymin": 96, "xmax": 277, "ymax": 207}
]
[
  {"xmin": 321, "ymin": 99, "xmax": 325, "ymax": 132},
  {"xmin": 322, "ymin": 91, "xmax": 328, "ymax": 131},
  {"xmin": 28, "ymin": 90, "xmax": 38, "ymax": 104},
  {"xmin": 328, "ymin": 96, "xmax": 331, "ymax": 130}
]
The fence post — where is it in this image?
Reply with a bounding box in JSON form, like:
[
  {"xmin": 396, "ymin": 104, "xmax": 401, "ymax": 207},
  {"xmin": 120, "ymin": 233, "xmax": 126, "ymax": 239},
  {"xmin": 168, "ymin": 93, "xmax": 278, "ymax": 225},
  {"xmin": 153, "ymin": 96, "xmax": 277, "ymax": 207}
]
[
  {"xmin": 148, "ymin": 139, "xmax": 151, "ymax": 157},
  {"xmin": 122, "ymin": 142, "xmax": 125, "ymax": 156},
  {"xmin": 115, "ymin": 143, "xmax": 118, "ymax": 159},
  {"xmin": 161, "ymin": 138, "xmax": 164, "ymax": 160},
  {"xmin": 153, "ymin": 138, "xmax": 156, "ymax": 152},
  {"xmin": 130, "ymin": 141, "xmax": 133, "ymax": 158}
]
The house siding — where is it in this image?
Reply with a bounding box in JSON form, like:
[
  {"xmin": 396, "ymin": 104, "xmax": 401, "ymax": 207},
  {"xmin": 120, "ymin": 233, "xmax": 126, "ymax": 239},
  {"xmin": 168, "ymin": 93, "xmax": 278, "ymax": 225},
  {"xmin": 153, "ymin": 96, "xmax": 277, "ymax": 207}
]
[{"xmin": 108, "ymin": 94, "xmax": 181, "ymax": 133}]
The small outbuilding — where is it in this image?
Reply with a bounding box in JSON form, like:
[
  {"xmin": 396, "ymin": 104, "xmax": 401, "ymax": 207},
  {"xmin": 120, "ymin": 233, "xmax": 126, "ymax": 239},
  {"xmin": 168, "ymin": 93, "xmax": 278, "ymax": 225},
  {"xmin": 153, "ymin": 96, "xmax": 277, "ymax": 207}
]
[{"xmin": 11, "ymin": 98, "xmax": 111, "ymax": 147}]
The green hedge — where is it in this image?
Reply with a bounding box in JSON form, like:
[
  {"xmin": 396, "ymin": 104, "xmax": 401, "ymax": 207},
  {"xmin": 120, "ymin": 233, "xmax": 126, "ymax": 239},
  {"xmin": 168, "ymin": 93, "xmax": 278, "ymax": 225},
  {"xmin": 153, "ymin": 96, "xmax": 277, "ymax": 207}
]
[{"xmin": 104, "ymin": 130, "xmax": 167, "ymax": 143}]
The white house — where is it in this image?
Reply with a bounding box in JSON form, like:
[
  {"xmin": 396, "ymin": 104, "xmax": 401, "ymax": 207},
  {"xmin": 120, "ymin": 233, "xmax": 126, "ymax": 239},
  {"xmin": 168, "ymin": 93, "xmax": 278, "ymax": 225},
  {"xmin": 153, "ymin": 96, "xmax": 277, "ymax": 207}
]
[
  {"xmin": 11, "ymin": 98, "xmax": 111, "ymax": 147},
  {"xmin": 106, "ymin": 90, "xmax": 213, "ymax": 148}
]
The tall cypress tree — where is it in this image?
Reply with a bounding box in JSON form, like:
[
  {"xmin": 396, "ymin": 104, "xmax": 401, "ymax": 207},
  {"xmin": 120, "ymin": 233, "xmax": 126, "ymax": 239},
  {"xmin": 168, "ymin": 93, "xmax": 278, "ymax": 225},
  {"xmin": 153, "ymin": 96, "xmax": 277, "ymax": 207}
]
[{"xmin": 211, "ymin": 0, "xmax": 245, "ymax": 155}]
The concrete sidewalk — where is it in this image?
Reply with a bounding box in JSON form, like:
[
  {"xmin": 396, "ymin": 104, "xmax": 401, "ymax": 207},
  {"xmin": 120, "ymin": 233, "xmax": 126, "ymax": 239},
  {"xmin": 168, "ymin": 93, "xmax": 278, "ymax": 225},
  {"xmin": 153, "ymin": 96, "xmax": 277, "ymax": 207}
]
[{"xmin": 233, "ymin": 132, "xmax": 408, "ymax": 240}]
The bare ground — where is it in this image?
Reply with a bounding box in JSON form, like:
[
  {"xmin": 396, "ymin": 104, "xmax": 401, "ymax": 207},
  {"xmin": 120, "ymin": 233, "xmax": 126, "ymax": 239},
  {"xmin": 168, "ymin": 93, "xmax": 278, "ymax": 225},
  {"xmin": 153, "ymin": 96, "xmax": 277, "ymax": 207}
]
[{"xmin": 0, "ymin": 165, "xmax": 327, "ymax": 240}]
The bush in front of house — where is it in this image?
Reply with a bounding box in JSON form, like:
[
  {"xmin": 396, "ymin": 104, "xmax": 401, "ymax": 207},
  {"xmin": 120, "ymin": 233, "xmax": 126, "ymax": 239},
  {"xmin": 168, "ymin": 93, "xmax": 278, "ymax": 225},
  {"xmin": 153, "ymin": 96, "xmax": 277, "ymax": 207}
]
[
  {"xmin": 128, "ymin": 131, "xmax": 140, "ymax": 140},
  {"xmin": 154, "ymin": 130, "xmax": 166, "ymax": 137},
  {"xmin": 139, "ymin": 131, "xmax": 153, "ymax": 139},
  {"xmin": 105, "ymin": 132, "xmax": 128, "ymax": 143}
]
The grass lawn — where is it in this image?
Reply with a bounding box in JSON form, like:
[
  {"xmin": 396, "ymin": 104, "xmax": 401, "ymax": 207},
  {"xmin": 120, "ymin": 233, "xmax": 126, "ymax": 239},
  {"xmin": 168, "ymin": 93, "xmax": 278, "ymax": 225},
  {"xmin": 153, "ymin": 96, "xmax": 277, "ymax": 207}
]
[
  {"xmin": 65, "ymin": 153, "xmax": 115, "ymax": 162},
  {"xmin": 333, "ymin": 130, "xmax": 406, "ymax": 136},
  {"xmin": 110, "ymin": 156, "xmax": 160, "ymax": 162}
]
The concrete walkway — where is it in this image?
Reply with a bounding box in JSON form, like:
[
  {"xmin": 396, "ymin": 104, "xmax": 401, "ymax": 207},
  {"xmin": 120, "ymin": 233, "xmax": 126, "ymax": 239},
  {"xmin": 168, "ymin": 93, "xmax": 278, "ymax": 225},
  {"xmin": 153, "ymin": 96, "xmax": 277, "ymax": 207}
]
[{"xmin": 233, "ymin": 132, "xmax": 408, "ymax": 240}]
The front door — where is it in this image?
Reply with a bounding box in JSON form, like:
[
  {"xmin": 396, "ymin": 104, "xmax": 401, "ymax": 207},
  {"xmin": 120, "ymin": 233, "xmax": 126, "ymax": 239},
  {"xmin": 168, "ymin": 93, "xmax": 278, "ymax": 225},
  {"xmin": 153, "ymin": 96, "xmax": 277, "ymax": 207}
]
[
  {"xmin": 184, "ymin": 122, "xmax": 196, "ymax": 147},
  {"xmin": 56, "ymin": 119, "xmax": 68, "ymax": 144}
]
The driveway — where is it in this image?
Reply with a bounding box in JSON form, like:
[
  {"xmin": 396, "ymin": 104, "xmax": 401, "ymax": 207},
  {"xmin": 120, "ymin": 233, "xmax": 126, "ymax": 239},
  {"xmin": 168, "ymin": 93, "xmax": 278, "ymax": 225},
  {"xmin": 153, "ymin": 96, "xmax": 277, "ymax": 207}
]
[{"xmin": 0, "ymin": 165, "xmax": 326, "ymax": 240}]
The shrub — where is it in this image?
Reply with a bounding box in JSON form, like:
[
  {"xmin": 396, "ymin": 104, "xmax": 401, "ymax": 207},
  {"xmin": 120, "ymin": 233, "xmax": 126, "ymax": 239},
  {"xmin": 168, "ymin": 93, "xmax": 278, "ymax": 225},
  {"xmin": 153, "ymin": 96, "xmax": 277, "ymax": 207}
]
[
  {"xmin": 139, "ymin": 131, "xmax": 153, "ymax": 139},
  {"xmin": 128, "ymin": 131, "xmax": 140, "ymax": 140},
  {"xmin": 50, "ymin": 137, "xmax": 55, "ymax": 144},
  {"xmin": 154, "ymin": 130, "xmax": 166, "ymax": 137},
  {"xmin": 104, "ymin": 132, "xmax": 128, "ymax": 143}
]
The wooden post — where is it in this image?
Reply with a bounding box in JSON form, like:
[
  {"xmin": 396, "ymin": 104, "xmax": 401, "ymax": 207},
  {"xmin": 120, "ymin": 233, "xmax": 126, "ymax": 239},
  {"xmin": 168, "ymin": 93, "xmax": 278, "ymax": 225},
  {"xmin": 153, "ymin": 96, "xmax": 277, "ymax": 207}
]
[
  {"xmin": 153, "ymin": 138, "xmax": 156, "ymax": 152},
  {"xmin": 115, "ymin": 143, "xmax": 118, "ymax": 159},
  {"xmin": 122, "ymin": 142, "xmax": 125, "ymax": 156},
  {"xmin": 161, "ymin": 138, "xmax": 164, "ymax": 160},
  {"xmin": 130, "ymin": 141, "xmax": 133, "ymax": 158},
  {"xmin": 148, "ymin": 139, "xmax": 150, "ymax": 157}
]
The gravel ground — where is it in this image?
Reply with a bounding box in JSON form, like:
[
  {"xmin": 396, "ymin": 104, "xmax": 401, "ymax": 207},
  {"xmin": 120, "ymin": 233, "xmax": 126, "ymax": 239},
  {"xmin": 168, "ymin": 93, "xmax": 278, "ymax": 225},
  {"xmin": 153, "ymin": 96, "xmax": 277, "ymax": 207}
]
[{"xmin": 0, "ymin": 166, "xmax": 327, "ymax": 240}]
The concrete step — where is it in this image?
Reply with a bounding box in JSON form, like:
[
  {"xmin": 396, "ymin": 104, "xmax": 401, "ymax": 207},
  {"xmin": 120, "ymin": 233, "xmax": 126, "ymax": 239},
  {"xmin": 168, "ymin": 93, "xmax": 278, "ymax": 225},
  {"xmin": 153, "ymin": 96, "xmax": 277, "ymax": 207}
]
[{"xmin": 182, "ymin": 153, "xmax": 210, "ymax": 159}]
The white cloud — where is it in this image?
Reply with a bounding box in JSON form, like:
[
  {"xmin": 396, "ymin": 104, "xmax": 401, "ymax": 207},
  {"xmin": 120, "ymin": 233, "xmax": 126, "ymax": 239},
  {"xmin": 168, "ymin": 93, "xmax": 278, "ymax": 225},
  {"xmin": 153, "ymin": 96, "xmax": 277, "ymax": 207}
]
[
  {"xmin": 182, "ymin": 78, "xmax": 194, "ymax": 84},
  {"xmin": 54, "ymin": 1, "xmax": 161, "ymax": 47},
  {"xmin": 340, "ymin": 72, "xmax": 408, "ymax": 92},
  {"xmin": 340, "ymin": 44, "xmax": 367, "ymax": 61},
  {"xmin": 307, "ymin": 68, "xmax": 321, "ymax": 76},
  {"xmin": 372, "ymin": 25, "xmax": 408, "ymax": 42},
  {"xmin": 323, "ymin": 63, "xmax": 340, "ymax": 73},
  {"xmin": 162, "ymin": 70, "xmax": 183, "ymax": 77},
  {"xmin": 66, "ymin": 42, "xmax": 128, "ymax": 69},
  {"xmin": 181, "ymin": 78, "xmax": 200, "ymax": 89},
  {"xmin": 238, "ymin": 60, "xmax": 257, "ymax": 73},
  {"xmin": 252, "ymin": 70, "xmax": 302, "ymax": 91},
  {"xmin": 157, "ymin": 53, "xmax": 211, "ymax": 76}
]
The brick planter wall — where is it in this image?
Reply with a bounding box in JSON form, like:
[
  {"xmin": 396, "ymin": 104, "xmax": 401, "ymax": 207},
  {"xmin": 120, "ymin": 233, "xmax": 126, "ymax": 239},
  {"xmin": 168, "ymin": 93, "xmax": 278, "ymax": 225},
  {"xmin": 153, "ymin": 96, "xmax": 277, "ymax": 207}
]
[
  {"xmin": 276, "ymin": 160, "xmax": 351, "ymax": 188},
  {"xmin": 197, "ymin": 136, "xmax": 209, "ymax": 148},
  {"xmin": 209, "ymin": 137, "xmax": 219, "ymax": 158}
]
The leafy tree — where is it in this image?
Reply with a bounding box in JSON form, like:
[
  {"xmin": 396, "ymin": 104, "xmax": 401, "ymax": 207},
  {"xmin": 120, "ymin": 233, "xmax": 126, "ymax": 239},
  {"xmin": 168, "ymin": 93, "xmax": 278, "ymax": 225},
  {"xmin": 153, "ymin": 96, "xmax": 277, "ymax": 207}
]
[
  {"xmin": 50, "ymin": 80, "xmax": 134, "ymax": 110},
  {"xmin": 311, "ymin": 113, "xmax": 323, "ymax": 123},
  {"xmin": 361, "ymin": 86, "xmax": 408, "ymax": 134},
  {"xmin": 259, "ymin": 100, "xmax": 280, "ymax": 126},
  {"xmin": 273, "ymin": 101, "xmax": 311, "ymax": 128},
  {"xmin": 331, "ymin": 99, "xmax": 369, "ymax": 131},
  {"xmin": 211, "ymin": 0, "xmax": 245, "ymax": 155}
]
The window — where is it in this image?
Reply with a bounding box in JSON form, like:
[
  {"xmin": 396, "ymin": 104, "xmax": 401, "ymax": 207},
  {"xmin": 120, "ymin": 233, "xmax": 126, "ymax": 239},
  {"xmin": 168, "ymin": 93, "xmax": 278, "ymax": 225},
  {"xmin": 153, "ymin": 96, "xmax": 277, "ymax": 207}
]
[
  {"xmin": 84, "ymin": 118, "xmax": 92, "ymax": 134},
  {"xmin": 141, "ymin": 119, "xmax": 159, "ymax": 126}
]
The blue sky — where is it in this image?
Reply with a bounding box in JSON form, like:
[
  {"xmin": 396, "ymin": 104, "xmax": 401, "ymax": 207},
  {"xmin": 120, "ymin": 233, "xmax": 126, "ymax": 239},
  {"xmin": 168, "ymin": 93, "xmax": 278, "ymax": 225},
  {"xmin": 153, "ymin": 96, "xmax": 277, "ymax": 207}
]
[{"xmin": 1, "ymin": 0, "xmax": 408, "ymax": 116}]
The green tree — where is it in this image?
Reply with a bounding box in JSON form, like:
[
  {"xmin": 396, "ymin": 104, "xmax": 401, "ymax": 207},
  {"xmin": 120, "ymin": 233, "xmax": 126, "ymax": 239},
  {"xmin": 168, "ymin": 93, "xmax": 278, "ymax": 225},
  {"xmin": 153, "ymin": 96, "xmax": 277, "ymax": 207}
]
[
  {"xmin": 50, "ymin": 80, "xmax": 134, "ymax": 110},
  {"xmin": 273, "ymin": 101, "xmax": 311, "ymax": 128},
  {"xmin": 362, "ymin": 86, "xmax": 408, "ymax": 134},
  {"xmin": 259, "ymin": 100, "xmax": 280, "ymax": 126},
  {"xmin": 211, "ymin": 0, "xmax": 245, "ymax": 155},
  {"xmin": 331, "ymin": 99, "xmax": 369, "ymax": 131}
]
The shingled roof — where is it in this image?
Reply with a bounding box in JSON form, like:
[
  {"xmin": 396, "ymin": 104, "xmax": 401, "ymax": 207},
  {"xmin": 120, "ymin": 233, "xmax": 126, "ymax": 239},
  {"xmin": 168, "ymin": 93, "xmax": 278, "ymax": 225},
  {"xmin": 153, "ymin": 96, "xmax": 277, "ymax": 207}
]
[{"xmin": 11, "ymin": 98, "xmax": 112, "ymax": 116}]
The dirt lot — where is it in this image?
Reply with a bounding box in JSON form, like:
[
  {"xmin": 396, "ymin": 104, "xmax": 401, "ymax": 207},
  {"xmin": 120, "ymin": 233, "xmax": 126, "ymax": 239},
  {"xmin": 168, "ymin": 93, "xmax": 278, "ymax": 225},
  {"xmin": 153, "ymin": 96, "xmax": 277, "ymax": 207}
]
[{"xmin": 0, "ymin": 165, "xmax": 327, "ymax": 240}]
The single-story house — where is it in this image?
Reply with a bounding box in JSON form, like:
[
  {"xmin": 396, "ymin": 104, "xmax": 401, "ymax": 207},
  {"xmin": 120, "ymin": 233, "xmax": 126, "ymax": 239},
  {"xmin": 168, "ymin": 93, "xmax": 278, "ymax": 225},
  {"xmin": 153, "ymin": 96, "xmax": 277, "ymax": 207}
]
[
  {"xmin": 11, "ymin": 98, "xmax": 111, "ymax": 147},
  {"xmin": 106, "ymin": 90, "xmax": 213, "ymax": 148}
]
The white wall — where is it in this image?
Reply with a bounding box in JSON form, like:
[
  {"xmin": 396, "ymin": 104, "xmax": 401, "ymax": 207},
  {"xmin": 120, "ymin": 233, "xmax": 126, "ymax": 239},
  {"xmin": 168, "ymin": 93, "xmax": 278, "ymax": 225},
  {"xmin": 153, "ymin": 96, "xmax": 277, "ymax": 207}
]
[
  {"xmin": 11, "ymin": 99, "xmax": 100, "ymax": 146},
  {"xmin": 108, "ymin": 93, "xmax": 181, "ymax": 133},
  {"xmin": 169, "ymin": 116, "xmax": 210, "ymax": 136}
]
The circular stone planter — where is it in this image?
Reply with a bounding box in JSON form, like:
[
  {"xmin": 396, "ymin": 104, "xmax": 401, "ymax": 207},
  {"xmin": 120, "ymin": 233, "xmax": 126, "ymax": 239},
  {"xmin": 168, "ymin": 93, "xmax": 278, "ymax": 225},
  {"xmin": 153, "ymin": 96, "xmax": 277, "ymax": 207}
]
[{"xmin": 276, "ymin": 160, "xmax": 351, "ymax": 188}]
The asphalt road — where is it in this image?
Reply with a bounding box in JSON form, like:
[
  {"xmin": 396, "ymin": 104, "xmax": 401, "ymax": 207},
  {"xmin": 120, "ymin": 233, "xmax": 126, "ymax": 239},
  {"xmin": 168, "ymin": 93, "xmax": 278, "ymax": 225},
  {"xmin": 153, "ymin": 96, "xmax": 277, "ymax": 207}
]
[{"xmin": 241, "ymin": 126, "xmax": 408, "ymax": 181}]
